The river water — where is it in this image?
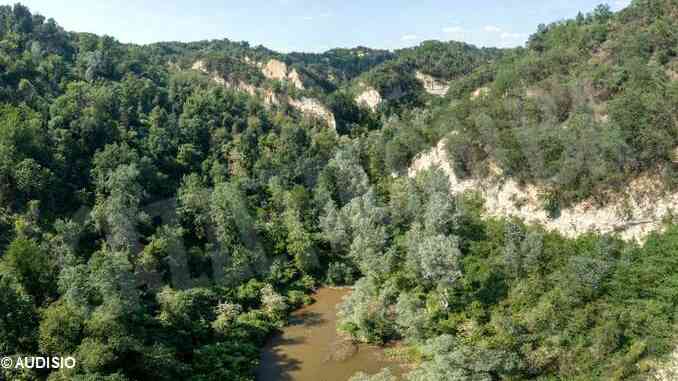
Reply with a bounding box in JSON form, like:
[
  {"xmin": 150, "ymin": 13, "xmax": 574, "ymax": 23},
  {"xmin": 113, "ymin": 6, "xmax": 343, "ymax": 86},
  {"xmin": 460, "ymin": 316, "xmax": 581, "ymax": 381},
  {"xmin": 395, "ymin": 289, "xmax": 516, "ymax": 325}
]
[{"xmin": 256, "ymin": 288, "xmax": 404, "ymax": 381}]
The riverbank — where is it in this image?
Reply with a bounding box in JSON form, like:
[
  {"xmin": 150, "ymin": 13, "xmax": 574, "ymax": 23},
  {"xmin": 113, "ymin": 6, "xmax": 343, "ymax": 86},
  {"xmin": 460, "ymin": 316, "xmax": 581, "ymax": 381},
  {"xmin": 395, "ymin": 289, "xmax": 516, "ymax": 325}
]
[{"xmin": 256, "ymin": 288, "xmax": 406, "ymax": 381}]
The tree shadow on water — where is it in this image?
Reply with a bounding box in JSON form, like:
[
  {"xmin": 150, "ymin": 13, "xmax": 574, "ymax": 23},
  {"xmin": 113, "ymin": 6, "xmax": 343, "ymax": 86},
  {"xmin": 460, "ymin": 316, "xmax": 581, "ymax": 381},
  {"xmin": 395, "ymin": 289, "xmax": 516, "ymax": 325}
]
[
  {"xmin": 256, "ymin": 343, "xmax": 304, "ymax": 381},
  {"xmin": 270, "ymin": 335, "xmax": 307, "ymax": 347},
  {"xmin": 287, "ymin": 311, "xmax": 327, "ymax": 327}
]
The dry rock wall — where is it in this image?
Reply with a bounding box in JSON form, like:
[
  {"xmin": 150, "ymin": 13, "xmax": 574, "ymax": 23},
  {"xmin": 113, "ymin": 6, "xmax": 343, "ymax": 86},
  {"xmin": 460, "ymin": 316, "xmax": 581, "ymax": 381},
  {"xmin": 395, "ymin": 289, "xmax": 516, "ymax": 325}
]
[
  {"xmin": 261, "ymin": 59, "xmax": 305, "ymax": 90},
  {"xmin": 289, "ymin": 97, "xmax": 337, "ymax": 129},
  {"xmin": 355, "ymin": 87, "xmax": 382, "ymax": 111},
  {"xmin": 409, "ymin": 139, "xmax": 677, "ymax": 242},
  {"xmin": 415, "ymin": 70, "xmax": 450, "ymax": 96},
  {"xmin": 192, "ymin": 60, "xmax": 335, "ymax": 129}
]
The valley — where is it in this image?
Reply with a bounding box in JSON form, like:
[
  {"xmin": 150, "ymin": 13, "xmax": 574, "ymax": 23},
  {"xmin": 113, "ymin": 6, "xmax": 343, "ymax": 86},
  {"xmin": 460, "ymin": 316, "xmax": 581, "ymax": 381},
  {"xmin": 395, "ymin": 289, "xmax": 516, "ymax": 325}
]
[{"xmin": 1, "ymin": 1, "xmax": 678, "ymax": 381}]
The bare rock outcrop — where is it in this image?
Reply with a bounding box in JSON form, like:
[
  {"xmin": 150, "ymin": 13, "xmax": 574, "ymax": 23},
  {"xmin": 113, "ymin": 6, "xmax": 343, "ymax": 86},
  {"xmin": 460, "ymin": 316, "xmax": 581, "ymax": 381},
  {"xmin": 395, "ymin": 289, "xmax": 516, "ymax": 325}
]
[
  {"xmin": 261, "ymin": 59, "xmax": 287, "ymax": 79},
  {"xmin": 668, "ymin": 68, "xmax": 678, "ymax": 81},
  {"xmin": 289, "ymin": 97, "xmax": 337, "ymax": 129},
  {"xmin": 287, "ymin": 68, "xmax": 305, "ymax": 90},
  {"xmin": 415, "ymin": 70, "xmax": 450, "ymax": 96},
  {"xmin": 192, "ymin": 60, "xmax": 257, "ymax": 96},
  {"xmin": 411, "ymin": 139, "xmax": 678, "ymax": 381},
  {"xmin": 191, "ymin": 60, "xmax": 208, "ymax": 72},
  {"xmin": 355, "ymin": 87, "xmax": 382, "ymax": 112},
  {"xmin": 650, "ymin": 350, "xmax": 678, "ymax": 381},
  {"xmin": 471, "ymin": 87, "xmax": 490, "ymax": 99},
  {"xmin": 409, "ymin": 139, "xmax": 678, "ymax": 242},
  {"xmin": 525, "ymin": 87, "xmax": 543, "ymax": 98},
  {"xmin": 353, "ymin": 79, "xmax": 407, "ymax": 111},
  {"xmin": 192, "ymin": 60, "xmax": 334, "ymax": 129},
  {"xmin": 261, "ymin": 59, "xmax": 305, "ymax": 90}
]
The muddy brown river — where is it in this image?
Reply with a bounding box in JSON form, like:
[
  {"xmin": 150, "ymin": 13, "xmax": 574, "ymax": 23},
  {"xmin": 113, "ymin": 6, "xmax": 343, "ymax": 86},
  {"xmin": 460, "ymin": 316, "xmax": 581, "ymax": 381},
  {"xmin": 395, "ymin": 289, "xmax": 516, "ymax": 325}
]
[{"xmin": 256, "ymin": 288, "xmax": 404, "ymax": 381}]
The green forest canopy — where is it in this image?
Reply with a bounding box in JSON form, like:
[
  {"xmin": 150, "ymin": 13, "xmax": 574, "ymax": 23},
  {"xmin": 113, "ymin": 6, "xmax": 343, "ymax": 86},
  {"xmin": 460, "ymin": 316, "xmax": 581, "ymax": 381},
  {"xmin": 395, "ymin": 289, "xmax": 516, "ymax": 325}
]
[{"xmin": 1, "ymin": 1, "xmax": 678, "ymax": 380}]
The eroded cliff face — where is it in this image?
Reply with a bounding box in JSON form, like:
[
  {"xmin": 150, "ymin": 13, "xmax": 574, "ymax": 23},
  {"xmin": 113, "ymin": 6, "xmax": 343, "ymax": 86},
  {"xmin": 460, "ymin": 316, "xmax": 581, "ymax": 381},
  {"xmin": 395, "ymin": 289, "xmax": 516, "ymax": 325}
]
[
  {"xmin": 192, "ymin": 60, "xmax": 258, "ymax": 96},
  {"xmin": 191, "ymin": 59, "xmax": 209, "ymax": 73},
  {"xmin": 354, "ymin": 70, "xmax": 451, "ymax": 112},
  {"xmin": 286, "ymin": 68, "xmax": 305, "ymax": 90},
  {"xmin": 289, "ymin": 97, "xmax": 337, "ymax": 129},
  {"xmin": 261, "ymin": 59, "xmax": 305, "ymax": 90},
  {"xmin": 353, "ymin": 80, "xmax": 410, "ymax": 111},
  {"xmin": 261, "ymin": 59, "xmax": 287, "ymax": 80},
  {"xmin": 651, "ymin": 351, "xmax": 678, "ymax": 381},
  {"xmin": 471, "ymin": 87, "xmax": 490, "ymax": 99},
  {"xmin": 192, "ymin": 60, "xmax": 335, "ymax": 129},
  {"xmin": 355, "ymin": 87, "xmax": 382, "ymax": 112},
  {"xmin": 409, "ymin": 139, "xmax": 678, "ymax": 242},
  {"xmin": 415, "ymin": 70, "xmax": 450, "ymax": 96}
]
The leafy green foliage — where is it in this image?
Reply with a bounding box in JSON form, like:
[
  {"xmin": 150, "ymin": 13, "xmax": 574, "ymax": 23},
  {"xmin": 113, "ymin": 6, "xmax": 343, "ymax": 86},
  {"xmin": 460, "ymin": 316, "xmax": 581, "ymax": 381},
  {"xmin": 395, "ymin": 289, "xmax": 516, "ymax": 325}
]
[
  {"xmin": 0, "ymin": 237, "xmax": 56, "ymax": 305},
  {"xmin": 338, "ymin": 168, "xmax": 678, "ymax": 380},
  {"xmin": 0, "ymin": 273, "xmax": 38, "ymax": 354},
  {"xmin": 1, "ymin": 2, "xmax": 678, "ymax": 380},
  {"xmin": 408, "ymin": 0, "xmax": 678, "ymax": 205}
]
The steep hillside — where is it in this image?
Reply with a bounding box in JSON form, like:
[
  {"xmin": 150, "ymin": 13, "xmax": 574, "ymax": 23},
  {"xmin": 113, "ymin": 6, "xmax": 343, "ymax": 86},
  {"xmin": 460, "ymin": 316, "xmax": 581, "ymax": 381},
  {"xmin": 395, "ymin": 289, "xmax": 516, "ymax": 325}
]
[
  {"xmin": 410, "ymin": 139, "xmax": 677, "ymax": 241},
  {"xmin": 190, "ymin": 57, "xmax": 338, "ymax": 129},
  {"xmin": 352, "ymin": 40, "xmax": 503, "ymax": 111},
  {"xmin": 144, "ymin": 38, "xmax": 502, "ymax": 134},
  {"xmin": 287, "ymin": 47, "xmax": 395, "ymax": 88},
  {"xmin": 404, "ymin": 1, "xmax": 678, "ymax": 209},
  {"xmin": 4, "ymin": 2, "xmax": 678, "ymax": 381}
]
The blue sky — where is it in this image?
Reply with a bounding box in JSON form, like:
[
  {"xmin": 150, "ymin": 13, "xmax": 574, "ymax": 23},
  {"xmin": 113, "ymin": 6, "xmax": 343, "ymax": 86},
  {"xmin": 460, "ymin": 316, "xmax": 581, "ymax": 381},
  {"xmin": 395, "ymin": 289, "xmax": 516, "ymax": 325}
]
[{"xmin": 6, "ymin": 0, "xmax": 631, "ymax": 52}]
